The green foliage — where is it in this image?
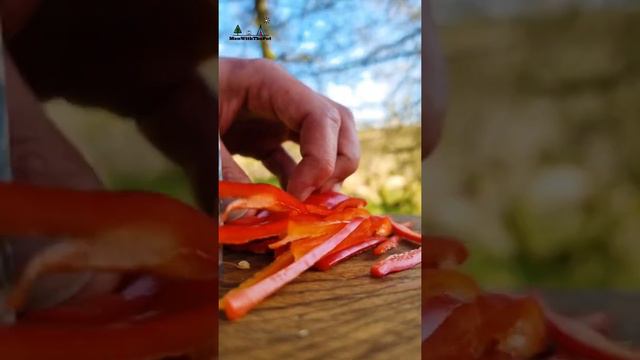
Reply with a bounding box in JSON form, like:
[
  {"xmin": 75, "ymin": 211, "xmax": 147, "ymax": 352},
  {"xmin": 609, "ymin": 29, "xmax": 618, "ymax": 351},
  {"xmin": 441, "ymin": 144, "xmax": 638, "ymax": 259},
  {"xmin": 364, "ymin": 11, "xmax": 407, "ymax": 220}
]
[{"xmin": 426, "ymin": 9, "xmax": 640, "ymax": 289}]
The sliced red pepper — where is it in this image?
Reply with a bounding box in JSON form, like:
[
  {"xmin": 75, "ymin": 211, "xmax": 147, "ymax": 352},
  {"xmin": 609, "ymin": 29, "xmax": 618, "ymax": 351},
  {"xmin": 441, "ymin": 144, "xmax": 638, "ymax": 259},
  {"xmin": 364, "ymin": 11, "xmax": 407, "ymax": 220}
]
[
  {"xmin": 220, "ymin": 251, "xmax": 296, "ymax": 310},
  {"xmin": 373, "ymin": 235, "xmax": 399, "ymax": 256},
  {"xmin": 546, "ymin": 308, "xmax": 640, "ymax": 360},
  {"xmin": 399, "ymin": 221, "xmax": 414, "ymax": 228},
  {"xmin": 422, "ymin": 298, "xmax": 485, "ymax": 358},
  {"xmin": 219, "ymin": 219, "xmax": 288, "ymax": 245},
  {"xmin": 477, "ymin": 294, "xmax": 547, "ymax": 358},
  {"xmin": 0, "ymin": 183, "xmax": 217, "ymax": 310},
  {"xmin": 423, "ymin": 269, "xmax": 481, "ymax": 303},
  {"xmin": 289, "ymin": 233, "xmax": 333, "ymax": 260},
  {"xmin": 333, "ymin": 197, "xmax": 367, "ymax": 211},
  {"xmin": 371, "ymin": 216, "xmax": 393, "ymax": 237},
  {"xmin": 422, "ymin": 295, "xmax": 465, "ymax": 341},
  {"xmin": 219, "ymin": 181, "xmax": 308, "ymax": 218},
  {"xmin": 304, "ymin": 191, "xmax": 350, "ymax": 209},
  {"xmin": 0, "ymin": 278, "xmax": 217, "ymax": 360},
  {"xmin": 238, "ymin": 251, "xmax": 295, "ymax": 289},
  {"xmin": 424, "ymin": 294, "xmax": 548, "ymax": 359},
  {"xmin": 315, "ymin": 236, "xmax": 386, "ymax": 271},
  {"xmin": 23, "ymin": 276, "xmax": 158, "ymax": 324},
  {"xmin": 220, "ymin": 219, "xmax": 363, "ymax": 320},
  {"xmin": 370, "ymin": 248, "xmax": 421, "ymax": 278},
  {"xmin": 223, "ymin": 210, "xmax": 274, "ymax": 226},
  {"xmin": 323, "ymin": 207, "xmax": 370, "ymax": 222},
  {"xmin": 423, "ymin": 236, "xmax": 469, "ymax": 269},
  {"xmin": 304, "ymin": 204, "xmax": 334, "ymax": 216},
  {"xmin": 390, "ymin": 218, "xmax": 422, "ymax": 244},
  {"xmin": 326, "ymin": 217, "xmax": 373, "ymax": 254},
  {"xmin": 288, "ymin": 217, "xmax": 373, "ymax": 259},
  {"xmin": 268, "ymin": 219, "xmax": 344, "ymax": 249}
]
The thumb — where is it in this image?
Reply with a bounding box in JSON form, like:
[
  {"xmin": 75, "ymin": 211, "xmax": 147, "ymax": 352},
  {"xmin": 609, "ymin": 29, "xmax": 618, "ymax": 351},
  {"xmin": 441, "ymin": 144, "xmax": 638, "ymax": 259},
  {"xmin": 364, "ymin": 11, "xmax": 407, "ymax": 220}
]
[
  {"xmin": 220, "ymin": 142, "xmax": 250, "ymax": 183},
  {"xmin": 220, "ymin": 143, "xmax": 254, "ymax": 220}
]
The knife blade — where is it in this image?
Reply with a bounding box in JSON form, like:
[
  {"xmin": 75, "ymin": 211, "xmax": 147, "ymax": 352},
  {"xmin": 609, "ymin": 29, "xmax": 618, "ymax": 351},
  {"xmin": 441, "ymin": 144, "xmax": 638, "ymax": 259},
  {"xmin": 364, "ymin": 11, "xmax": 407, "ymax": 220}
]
[
  {"xmin": 0, "ymin": 28, "xmax": 10, "ymax": 182},
  {"xmin": 0, "ymin": 21, "xmax": 17, "ymax": 325}
]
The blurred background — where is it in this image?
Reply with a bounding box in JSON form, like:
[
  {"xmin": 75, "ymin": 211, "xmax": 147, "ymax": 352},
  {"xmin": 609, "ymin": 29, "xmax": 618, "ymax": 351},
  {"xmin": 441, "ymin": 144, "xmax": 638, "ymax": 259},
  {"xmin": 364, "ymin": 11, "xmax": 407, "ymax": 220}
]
[
  {"xmin": 219, "ymin": 0, "xmax": 422, "ymax": 215},
  {"xmin": 425, "ymin": 0, "xmax": 640, "ymax": 289}
]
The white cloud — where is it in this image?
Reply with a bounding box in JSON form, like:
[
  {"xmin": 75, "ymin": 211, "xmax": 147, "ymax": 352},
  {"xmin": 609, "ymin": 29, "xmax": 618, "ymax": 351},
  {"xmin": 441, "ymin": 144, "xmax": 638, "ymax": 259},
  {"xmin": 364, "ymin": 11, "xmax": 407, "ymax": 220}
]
[
  {"xmin": 350, "ymin": 47, "xmax": 365, "ymax": 58},
  {"xmin": 299, "ymin": 41, "xmax": 317, "ymax": 51},
  {"xmin": 326, "ymin": 78, "xmax": 390, "ymax": 124}
]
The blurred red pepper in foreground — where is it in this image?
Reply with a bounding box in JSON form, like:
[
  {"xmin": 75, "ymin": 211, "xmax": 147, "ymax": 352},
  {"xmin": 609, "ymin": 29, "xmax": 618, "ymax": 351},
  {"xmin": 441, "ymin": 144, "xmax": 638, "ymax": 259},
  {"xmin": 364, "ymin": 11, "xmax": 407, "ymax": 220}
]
[
  {"xmin": 0, "ymin": 182, "xmax": 217, "ymax": 359},
  {"xmin": 421, "ymin": 232, "xmax": 640, "ymax": 359}
]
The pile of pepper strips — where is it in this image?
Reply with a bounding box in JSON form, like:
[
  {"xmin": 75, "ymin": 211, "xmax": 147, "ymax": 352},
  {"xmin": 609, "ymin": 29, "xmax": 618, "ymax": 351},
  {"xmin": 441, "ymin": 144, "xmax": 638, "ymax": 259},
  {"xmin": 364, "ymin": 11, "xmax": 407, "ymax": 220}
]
[
  {"xmin": 220, "ymin": 181, "xmax": 640, "ymax": 360},
  {"xmin": 217, "ymin": 181, "xmax": 422, "ymax": 320}
]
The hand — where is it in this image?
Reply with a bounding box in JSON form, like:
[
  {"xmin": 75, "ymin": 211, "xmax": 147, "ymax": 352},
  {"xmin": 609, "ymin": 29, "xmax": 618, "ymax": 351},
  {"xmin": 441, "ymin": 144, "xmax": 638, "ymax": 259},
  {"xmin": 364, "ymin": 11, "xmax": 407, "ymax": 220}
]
[
  {"xmin": 3, "ymin": 52, "xmax": 121, "ymax": 309},
  {"xmin": 424, "ymin": 0, "xmax": 447, "ymax": 159},
  {"xmin": 5, "ymin": 0, "xmax": 217, "ymax": 212},
  {"xmin": 219, "ymin": 58, "xmax": 360, "ymax": 200}
]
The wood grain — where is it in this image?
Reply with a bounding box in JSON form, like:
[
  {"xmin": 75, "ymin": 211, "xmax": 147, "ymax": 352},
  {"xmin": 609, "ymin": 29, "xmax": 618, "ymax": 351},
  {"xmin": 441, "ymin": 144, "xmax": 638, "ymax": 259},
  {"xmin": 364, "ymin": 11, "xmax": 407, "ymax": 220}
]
[{"xmin": 219, "ymin": 216, "xmax": 421, "ymax": 360}]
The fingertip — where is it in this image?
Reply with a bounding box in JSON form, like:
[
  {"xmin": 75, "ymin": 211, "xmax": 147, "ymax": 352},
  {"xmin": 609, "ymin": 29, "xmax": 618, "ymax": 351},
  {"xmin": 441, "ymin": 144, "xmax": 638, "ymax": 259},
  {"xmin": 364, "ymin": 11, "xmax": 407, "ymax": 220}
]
[{"xmin": 287, "ymin": 182, "xmax": 315, "ymax": 201}]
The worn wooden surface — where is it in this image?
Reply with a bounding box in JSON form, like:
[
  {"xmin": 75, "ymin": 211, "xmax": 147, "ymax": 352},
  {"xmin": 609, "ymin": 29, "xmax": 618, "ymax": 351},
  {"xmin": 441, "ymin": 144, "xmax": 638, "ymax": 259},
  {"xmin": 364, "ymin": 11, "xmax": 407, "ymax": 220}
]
[{"xmin": 219, "ymin": 216, "xmax": 421, "ymax": 360}]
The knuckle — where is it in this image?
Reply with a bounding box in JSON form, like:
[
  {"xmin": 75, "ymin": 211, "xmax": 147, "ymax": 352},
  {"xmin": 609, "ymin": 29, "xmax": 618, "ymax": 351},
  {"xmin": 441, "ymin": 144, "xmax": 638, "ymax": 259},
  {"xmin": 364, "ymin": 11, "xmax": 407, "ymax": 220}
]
[
  {"xmin": 323, "ymin": 105, "xmax": 342, "ymax": 129},
  {"xmin": 339, "ymin": 104, "xmax": 355, "ymax": 123}
]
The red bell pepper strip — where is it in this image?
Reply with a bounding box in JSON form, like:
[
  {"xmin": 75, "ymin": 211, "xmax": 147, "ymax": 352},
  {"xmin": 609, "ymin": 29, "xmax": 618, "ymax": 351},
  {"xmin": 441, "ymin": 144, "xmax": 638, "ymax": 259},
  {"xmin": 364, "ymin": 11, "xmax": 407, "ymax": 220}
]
[
  {"xmin": 424, "ymin": 294, "xmax": 548, "ymax": 359},
  {"xmin": 304, "ymin": 191, "xmax": 350, "ymax": 209},
  {"xmin": 373, "ymin": 235, "xmax": 399, "ymax": 256},
  {"xmin": 238, "ymin": 251, "xmax": 295, "ymax": 289},
  {"xmin": 371, "ymin": 216, "xmax": 393, "ymax": 237},
  {"xmin": 0, "ymin": 183, "xmax": 217, "ymax": 310},
  {"xmin": 22, "ymin": 276, "xmax": 158, "ymax": 324},
  {"xmin": 423, "ymin": 298, "xmax": 485, "ymax": 358},
  {"xmin": 575, "ymin": 312, "xmax": 612, "ymax": 336},
  {"xmin": 423, "ymin": 236, "xmax": 468, "ymax": 269},
  {"xmin": 422, "ymin": 295, "xmax": 464, "ymax": 341},
  {"xmin": 333, "ymin": 197, "xmax": 367, "ymax": 211},
  {"xmin": 326, "ymin": 217, "xmax": 373, "ymax": 254},
  {"xmin": 371, "ymin": 248, "xmax": 421, "ymax": 278},
  {"xmin": 323, "ymin": 207, "xmax": 370, "ymax": 222},
  {"xmin": 289, "ymin": 233, "xmax": 333, "ymax": 260},
  {"xmin": 0, "ymin": 278, "xmax": 217, "ymax": 360},
  {"xmin": 219, "ymin": 251, "xmax": 296, "ymax": 310},
  {"xmin": 546, "ymin": 308, "xmax": 640, "ymax": 360},
  {"xmin": 478, "ymin": 294, "xmax": 548, "ymax": 358},
  {"xmin": 219, "ymin": 181, "xmax": 308, "ymax": 218},
  {"xmin": 304, "ymin": 204, "xmax": 334, "ymax": 216},
  {"xmin": 219, "ymin": 219, "xmax": 288, "ymax": 245},
  {"xmin": 268, "ymin": 219, "xmax": 344, "ymax": 249},
  {"xmin": 390, "ymin": 219, "xmax": 422, "ymax": 244},
  {"xmin": 287, "ymin": 217, "xmax": 372, "ymax": 260},
  {"xmin": 423, "ymin": 269, "xmax": 481, "ymax": 303},
  {"xmin": 315, "ymin": 236, "xmax": 387, "ymax": 271},
  {"xmin": 220, "ymin": 218, "xmax": 363, "ymax": 320},
  {"xmin": 399, "ymin": 221, "xmax": 414, "ymax": 229}
]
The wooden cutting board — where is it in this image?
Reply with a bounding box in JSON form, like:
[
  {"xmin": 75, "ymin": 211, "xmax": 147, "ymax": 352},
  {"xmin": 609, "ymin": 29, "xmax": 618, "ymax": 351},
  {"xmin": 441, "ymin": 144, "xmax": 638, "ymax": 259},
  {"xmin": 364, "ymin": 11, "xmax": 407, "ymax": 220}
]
[{"xmin": 219, "ymin": 216, "xmax": 421, "ymax": 360}]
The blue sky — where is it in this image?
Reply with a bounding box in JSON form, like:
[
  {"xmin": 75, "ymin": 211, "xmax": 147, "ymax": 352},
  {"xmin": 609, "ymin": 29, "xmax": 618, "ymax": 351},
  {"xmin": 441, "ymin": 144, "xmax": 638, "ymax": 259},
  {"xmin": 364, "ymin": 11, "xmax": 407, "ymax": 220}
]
[{"xmin": 219, "ymin": 0, "xmax": 421, "ymax": 127}]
